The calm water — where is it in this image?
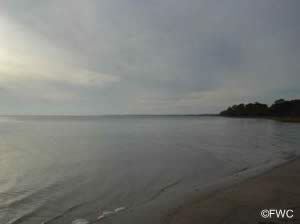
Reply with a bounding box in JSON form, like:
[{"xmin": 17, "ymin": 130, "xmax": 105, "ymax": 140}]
[{"xmin": 0, "ymin": 116, "xmax": 299, "ymax": 224}]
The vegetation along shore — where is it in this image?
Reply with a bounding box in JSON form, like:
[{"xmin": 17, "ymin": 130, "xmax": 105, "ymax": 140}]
[{"xmin": 220, "ymin": 99, "xmax": 300, "ymax": 122}]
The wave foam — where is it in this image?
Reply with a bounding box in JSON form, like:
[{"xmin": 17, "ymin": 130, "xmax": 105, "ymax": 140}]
[
  {"xmin": 97, "ymin": 206, "xmax": 126, "ymax": 220},
  {"xmin": 71, "ymin": 219, "xmax": 89, "ymax": 224}
]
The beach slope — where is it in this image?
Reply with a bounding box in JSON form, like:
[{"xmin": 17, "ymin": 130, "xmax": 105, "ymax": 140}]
[{"xmin": 166, "ymin": 159, "xmax": 300, "ymax": 224}]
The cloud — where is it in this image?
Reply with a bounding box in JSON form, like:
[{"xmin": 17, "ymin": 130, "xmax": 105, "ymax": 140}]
[
  {"xmin": 0, "ymin": 0, "xmax": 299, "ymax": 114},
  {"xmin": 0, "ymin": 15, "xmax": 120, "ymax": 88}
]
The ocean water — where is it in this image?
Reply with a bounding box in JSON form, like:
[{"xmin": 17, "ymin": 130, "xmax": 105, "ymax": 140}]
[{"xmin": 0, "ymin": 116, "xmax": 299, "ymax": 224}]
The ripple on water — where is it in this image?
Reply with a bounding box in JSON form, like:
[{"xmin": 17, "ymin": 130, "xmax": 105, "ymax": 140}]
[{"xmin": 71, "ymin": 219, "xmax": 89, "ymax": 224}]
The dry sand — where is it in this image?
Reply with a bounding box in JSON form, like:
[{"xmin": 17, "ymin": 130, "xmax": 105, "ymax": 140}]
[{"xmin": 165, "ymin": 159, "xmax": 300, "ymax": 224}]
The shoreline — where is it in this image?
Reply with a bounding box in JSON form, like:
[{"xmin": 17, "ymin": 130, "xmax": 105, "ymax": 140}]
[
  {"xmin": 164, "ymin": 158, "xmax": 300, "ymax": 224},
  {"xmin": 219, "ymin": 115, "xmax": 300, "ymax": 123}
]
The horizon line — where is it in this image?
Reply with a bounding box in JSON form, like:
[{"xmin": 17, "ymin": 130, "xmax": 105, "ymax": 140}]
[{"xmin": 0, "ymin": 113, "xmax": 219, "ymax": 117}]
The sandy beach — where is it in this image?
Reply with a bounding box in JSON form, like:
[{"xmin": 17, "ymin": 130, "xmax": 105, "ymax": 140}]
[{"xmin": 165, "ymin": 159, "xmax": 300, "ymax": 224}]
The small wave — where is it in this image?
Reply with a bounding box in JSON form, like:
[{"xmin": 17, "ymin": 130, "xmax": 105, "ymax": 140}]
[
  {"xmin": 97, "ymin": 206, "xmax": 127, "ymax": 220},
  {"xmin": 6, "ymin": 207, "xmax": 41, "ymax": 224},
  {"xmin": 114, "ymin": 207, "xmax": 126, "ymax": 212},
  {"xmin": 148, "ymin": 179, "xmax": 183, "ymax": 202},
  {"xmin": 42, "ymin": 201, "xmax": 89, "ymax": 224},
  {"xmin": 71, "ymin": 219, "xmax": 89, "ymax": 224}
]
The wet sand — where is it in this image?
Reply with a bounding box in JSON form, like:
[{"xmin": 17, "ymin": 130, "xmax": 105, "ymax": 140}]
[{"xmin": 165, "ymin": 159, "xmax": 300, "ymax": 224}]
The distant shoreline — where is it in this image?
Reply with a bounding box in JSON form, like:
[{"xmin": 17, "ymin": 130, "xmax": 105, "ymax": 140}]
[
  {"xmin": 0, "ymin": 114, "xmax": 219, "ymax": 117},
  {"xmin": 219, "ymin": 115, "xmax": 300, "ymax": 123},
  {"xmin": 0, "ymin": 114, "xmax": 219, "ymax": 120},
  {"xmin": 1, "ymin": 114, "xmax": 299, "ymax": 122},
  {"xmin": 219, "ymin": 99, "xmax": 300, "ymax": 122}
]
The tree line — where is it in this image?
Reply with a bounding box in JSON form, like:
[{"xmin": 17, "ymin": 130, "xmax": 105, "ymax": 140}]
[{"xmin": 220, "ymin": 99, "xmax": 300, "ymax": 117}]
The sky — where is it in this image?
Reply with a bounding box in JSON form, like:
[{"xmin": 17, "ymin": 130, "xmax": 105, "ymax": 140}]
[{"xmin": 0, "ymin": 0, "xmax": 299, "ymax": 115}]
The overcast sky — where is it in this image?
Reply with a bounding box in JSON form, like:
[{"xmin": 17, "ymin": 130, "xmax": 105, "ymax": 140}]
[{"xmin": 0, "ymin": 0, "xmax": 299, "ymax": 115}]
